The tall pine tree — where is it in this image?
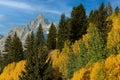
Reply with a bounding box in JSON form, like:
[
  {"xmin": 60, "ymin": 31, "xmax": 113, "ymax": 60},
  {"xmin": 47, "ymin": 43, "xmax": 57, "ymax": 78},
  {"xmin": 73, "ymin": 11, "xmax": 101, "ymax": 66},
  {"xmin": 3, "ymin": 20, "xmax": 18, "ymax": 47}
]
[
  {"xmin": 4, "ymin": 33, "xmax": 24, "ymax": 64},
  {"xmin": 97, "ymin": 3, "xmax": 107, "ymax": 32},
  {"xmin": 106, "ymin": 2, "xmax": 113, "ymax": 16},
  {"xmin": 35, "ymin": 24, "xmax": 45, "ymax": 49},
  {"xmin": 57, "ymin": 14, "xmax": 70, "ymax": 50},
  {"xmin": 20, "ymin": 32, "xmax": 53, "ymax": 80},
  {"xmin": 20, "ymin": 32, "xmax": 36, "ymax": 80},
  {"xmin": 47, "ymin": 23, "xmax": 57, "ymax": 50},
  {"xmin": 70, "ymin": 3, "xmax": 88, "ymax": 42},
  {"xmin": 12, "ymin": 32, "xmax": 24, "ymax": 62},
  {"xmin": 4, "ymin": 35, "xmax": 13, "ymax": 65},
  {"xmin": 115, "ymin": 6, "xmax": 119, "ymax": 15},
  {"xmin": 34, "ymin": 46, "xmax": 53, "ymax": 80}
]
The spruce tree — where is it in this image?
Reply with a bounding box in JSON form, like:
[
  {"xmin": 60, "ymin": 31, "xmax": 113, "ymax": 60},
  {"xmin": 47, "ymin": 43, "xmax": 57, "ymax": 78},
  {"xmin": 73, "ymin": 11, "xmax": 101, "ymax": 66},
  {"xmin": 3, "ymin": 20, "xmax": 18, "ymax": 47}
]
[
  {"xmin": 4, "ymin": 33, "xmax": 24, "ymax": 64},
  {"xmin": 106, "ymin": 2, "xmax": 113, "ymax": 16},
  {"xmin": 93, "ymin": 3, "xmax": 108, "ymax": 43},
  {"xmin": 20, "ymin": 32, "xmax": 35, "ymax": 80},
  {"xmin": 4, "ymin": 35, "xmax": 13, "ymax": 64},
  {"xmin": 57, "ymin": 14, "xmax": 67, "ymax": 50},
  {"xmin": 70, "ymin": 3, "xmax": 88, "ymax": 42},
  {"xmin": 47, "ymin": 23, "xmax": 57, "ymax": 50},
  {"xmin": 34, "ymin": 46, "xmax": 53, "ymax": 80},
  {"xmin": 35, "ymin": 24, "xmax": 45, "ymax": 49},
  {"xmin": 4, "ymin": 35, "xmax": 12, "ymax": 53},
  {"xmin": 57, "ymin": 14, "xmax": 71, "ymax": 50},
  {"xmin": 0, "ymin": 35, "xmax": 13, "ymax": 73},
  {"xmin": 115, "ymin": 6, "xmax": 119, "ymax": 15},
  {"xmin": 89, "ymin": 10, "xmax": 94, "ymax": 22},
  {"xmin": 97, "ymin": 3, "xmax": 107, "ymax": 32},
  {"xmin": 12, "ymin": 32, "xmax": 24, "ymax": 62}
]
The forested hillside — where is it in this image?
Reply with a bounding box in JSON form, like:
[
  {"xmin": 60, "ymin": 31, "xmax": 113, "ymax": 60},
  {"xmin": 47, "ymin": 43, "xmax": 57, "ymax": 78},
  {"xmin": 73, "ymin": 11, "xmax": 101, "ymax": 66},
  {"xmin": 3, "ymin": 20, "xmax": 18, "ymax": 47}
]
[{"xmin": 0, "ymin": 2, "xmax": 120, "ymax": 80}]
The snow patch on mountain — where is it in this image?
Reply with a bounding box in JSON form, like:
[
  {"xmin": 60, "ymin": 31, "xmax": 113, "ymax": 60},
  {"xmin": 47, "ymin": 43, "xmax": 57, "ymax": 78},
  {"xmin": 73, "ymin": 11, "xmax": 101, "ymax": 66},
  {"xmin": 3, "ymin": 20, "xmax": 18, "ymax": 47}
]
[{"xmin": 0, "ymin": 14, "xmax": 52, "ymax": 52}]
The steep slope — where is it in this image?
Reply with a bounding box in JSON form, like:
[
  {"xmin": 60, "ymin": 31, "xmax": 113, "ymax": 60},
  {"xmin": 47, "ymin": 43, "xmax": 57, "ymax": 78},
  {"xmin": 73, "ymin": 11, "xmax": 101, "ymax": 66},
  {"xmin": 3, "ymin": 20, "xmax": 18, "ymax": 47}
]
[{"xmin": 0, "ymin": 14, "xmax": 51, "ymax": 52}]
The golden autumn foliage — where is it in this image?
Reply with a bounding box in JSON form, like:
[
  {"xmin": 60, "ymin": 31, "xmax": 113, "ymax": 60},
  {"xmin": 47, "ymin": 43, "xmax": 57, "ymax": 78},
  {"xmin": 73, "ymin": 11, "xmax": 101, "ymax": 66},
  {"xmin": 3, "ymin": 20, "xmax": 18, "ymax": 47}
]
[
  {"xmin": 51, "ymin": 41, "xmax": 71, "ymax": 78},
  {"xmin": 72, "ymin": 53, "xmax": 120, "ymax": 80},
  {"xmin": 51, "ymin": 39, "xmax": 89, "ymax": 78},
  {"xmin": 107, "ymin": 13, "xmax": 120, "ymax": 52},
  {"xmin": 0, "ymin": 60, "xmax": 26, "ymax": 80},
  {"xmin": 71, "ymin": 40, "xmax": 81, "ymax": 55},
  {"xmin": 71, "ymin": 68, "xmax": 87, "ymax": 80}
]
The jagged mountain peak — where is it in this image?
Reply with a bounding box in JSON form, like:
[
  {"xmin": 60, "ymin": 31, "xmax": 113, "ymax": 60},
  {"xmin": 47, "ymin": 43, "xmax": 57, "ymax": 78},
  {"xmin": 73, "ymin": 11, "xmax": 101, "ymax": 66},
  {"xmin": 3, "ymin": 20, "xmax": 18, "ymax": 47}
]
[
  {"xmin": 0, "ymin": 14, "xmax": 52, "ymax": 52},
  {"xmin": 28, "ymin": 14, "xmax": 49, "ymax": 30},
  {"xmin": 36, "ymin": 14, "xmax": 44, "ymax": 20}
]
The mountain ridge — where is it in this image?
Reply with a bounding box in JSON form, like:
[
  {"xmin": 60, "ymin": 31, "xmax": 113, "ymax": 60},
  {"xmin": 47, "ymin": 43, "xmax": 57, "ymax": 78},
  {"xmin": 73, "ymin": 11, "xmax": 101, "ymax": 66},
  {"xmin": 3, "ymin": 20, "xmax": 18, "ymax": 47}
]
[{"xmin": 0, "ymin": 14, "xmax": 52, "ymax": 52}]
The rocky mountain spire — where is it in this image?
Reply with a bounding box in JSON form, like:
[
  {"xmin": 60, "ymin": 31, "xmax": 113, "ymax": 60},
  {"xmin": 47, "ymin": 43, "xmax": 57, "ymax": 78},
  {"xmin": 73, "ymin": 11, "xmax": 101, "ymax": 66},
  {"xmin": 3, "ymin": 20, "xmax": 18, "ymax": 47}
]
[{"xmin": 0, "ymin": 14, "xmax": 52, "ymax": 52}]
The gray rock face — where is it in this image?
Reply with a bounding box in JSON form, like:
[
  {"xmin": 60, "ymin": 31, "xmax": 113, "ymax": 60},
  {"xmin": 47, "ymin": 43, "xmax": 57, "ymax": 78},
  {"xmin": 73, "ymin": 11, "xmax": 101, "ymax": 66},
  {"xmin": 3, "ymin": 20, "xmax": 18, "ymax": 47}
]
[{"xmin": 0, "ymin": 14, "xmax": 51, "ymax": 52}]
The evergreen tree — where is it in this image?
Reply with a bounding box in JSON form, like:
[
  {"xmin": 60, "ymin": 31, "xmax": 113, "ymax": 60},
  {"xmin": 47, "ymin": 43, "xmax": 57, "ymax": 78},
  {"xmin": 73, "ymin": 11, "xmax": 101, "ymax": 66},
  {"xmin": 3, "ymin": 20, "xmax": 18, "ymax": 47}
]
[
  {"xmin": 34, "ymin": 46, "xmax": 53, "ymax": 80},
  {"xmin": 4, "ymin": 35, "xmax": 12, "ymax": 53},
  {"xmin": 47, "ymin": 23, "xmax": 57, "ymax": 50},
  {"xmin": 4, "ymin": 35, "xmax": 13, "ymax": 64},
  {"xmin": 65, "ymin": 18, "xmax": 71, "ymax": 40},
  {"xmin": 0, "ymin": 35, "xmax": 13, "ymax": 73},
  {"xmin": 57, "ymin": 14, "xmax": 71, "ymax": 50},
  {"xmin": 12, "ymin": 32, "xmax": 24, "ymax": 62},
  {"xmin": 93, "ymin": 3, "xmax": 108, "ymax": 43},
  {"xmin": 106, "ymin": 2, "xmax": 113, "ymax": 16},
  {"xmin": 35, "ymin": 24, "xmax": 45, "ymax": 49},
  {"xmin": 4, "ymin": 33, "xmax": 24, "ymax": 64},
  {"xmin": 70, "ymin": 3, "xmax": 88, "ymax": 42},
  {"xmin": 97, "ymin": 2, "xmax": 107, "ymax": 32},
  {"xmin": 89, "ymin": 10, "xmax": 94, "ymax": 22},
  {"xmin": 20, "ymin": 32, "xmax": 35, "ymax": 80},
  {"xmin": 115, "ymin": 6, "xmax": 119, "ymax": 15},
  {"xmin": 89, "ymin": 10, "xmax": 99, "ymax": 24}
]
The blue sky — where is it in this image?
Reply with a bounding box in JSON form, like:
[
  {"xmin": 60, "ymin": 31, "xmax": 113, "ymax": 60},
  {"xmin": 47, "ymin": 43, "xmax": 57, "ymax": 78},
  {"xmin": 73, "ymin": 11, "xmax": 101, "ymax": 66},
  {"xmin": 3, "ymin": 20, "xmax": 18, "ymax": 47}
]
[{"xmin": 0, "ymin": 0, "xmax": 120, "ymax": 35}]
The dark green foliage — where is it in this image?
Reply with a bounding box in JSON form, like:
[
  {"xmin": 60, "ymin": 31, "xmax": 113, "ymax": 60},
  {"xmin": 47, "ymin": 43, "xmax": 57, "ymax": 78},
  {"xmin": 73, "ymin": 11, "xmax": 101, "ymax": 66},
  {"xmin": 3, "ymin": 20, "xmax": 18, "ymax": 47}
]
[
  {"xmin": 70, "ymin": 3, "xmax": 88, "ymax": 42},
  {"xmin": 115, "ymin": 6, "xmax": 119, "ymax": 15},
  {"xmin": 89, "ymin": 3, "xmax": 108, "ymax": 29},
  {"xmin": 4, "ymin": 35, "xmax": 12, "ymax": 53},
  {"xmin": 4, "ymin": 33, "xmax": 24, "ymax": 64},
  {"xmin": 20, "ymin": 32, "xmax": 53, "ymax": 80},
  {"xmin": 89, "ymin": 3, "xmax": 108, "ymax": 43},
  {"xmin": 47, "ymin": 23, "xmax": 57, "ymax": 50},
  {"xmin": 0, "ymin": 35, "xmax": 13, "ymax": 73},
  {"xmin": 12, "ymin": 32, "xmax": 24, "ymax": 62},
  {"xmin": 57, "ymin": 14, "xmax": 71, "ymax": 50},
  {"xmin": 34, "ymin": 46, "xmax": 53, "ymax": 80},
  {"xmin": 68, "ymin": 42, "xmax": 87, "ymax": 79},
  {"xmin": 97, "ymin": 3, "xmax": 107, "ymax": 32},
  {"xmin": 89, "ymin": 10, "xmax": 94, "ymax": 22},
  {"xmin": 20, "ymin": 32, "xmax": 35, "ymax": 80},
  {"xmin": 106, "ymin": 2, "xmax": 113, "ymax": 16},
  {"xmin": 4, "ymin": 35, "xmax": 13, "ymax": 64},
  {"xmin": 87, "ymin": 30, "xmax": 106, "ymax": 62},
  {"xmin": 35, "ymin": 24, "xmax": 45, "ymax": 48},
  {"xmin": 89, "ymin": 10, "xmax": 99, "ymax": 24}
]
